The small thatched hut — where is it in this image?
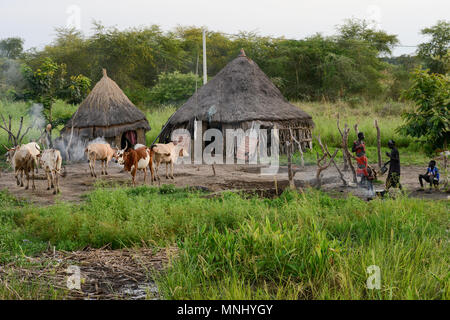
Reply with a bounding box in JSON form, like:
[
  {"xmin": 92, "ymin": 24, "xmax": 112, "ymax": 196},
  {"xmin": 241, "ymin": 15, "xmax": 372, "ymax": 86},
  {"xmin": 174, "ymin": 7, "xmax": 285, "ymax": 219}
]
[
  {"xmin": 159, "ymin": 50, "xmax": 314, "ymax": 152},
  {"xmin": 61, "ymin": 69, "xmax": 150, "ymax": 148}
]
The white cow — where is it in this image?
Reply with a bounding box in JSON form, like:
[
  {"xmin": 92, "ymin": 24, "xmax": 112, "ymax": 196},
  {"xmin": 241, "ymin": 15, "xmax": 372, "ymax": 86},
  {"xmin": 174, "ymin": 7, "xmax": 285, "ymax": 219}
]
[
  {"xmin": 3, "ymin": 142, "xmax": 41, "ymax": 173},
  {"xmin": 84, "ymin": 143, "xmax": 118, "ymax": 177},
  {"xmin": 5, "ymin": 147, "xmax": 36, "ymax": 190},
  {"xmin": 38, "ymin": 149, "xmax": 63, "ymax": 194},
  {"xmin": 151, "ymin": 141, "xmax": 189, "ymax": 180},
  {"xmin": 21, "ymin": 142, "xmax": 41, "ymax": 173}
]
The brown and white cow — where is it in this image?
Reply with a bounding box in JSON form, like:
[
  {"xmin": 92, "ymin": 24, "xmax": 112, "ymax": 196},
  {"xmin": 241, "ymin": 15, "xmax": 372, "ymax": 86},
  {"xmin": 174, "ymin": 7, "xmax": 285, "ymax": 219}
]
[
  {"xmin": 151, "ymin": 140, "xmax": 189, "ymax": 180},
  {"xmin": 84, "ymin": 143, "xmax": 118, "ymax": 177},
  {"xmin": 117, "ymin": 146, "xmax": 155, "ymax": 186},
  {"xmin": 38, "ymin": 149, "xmax": 63, "ymax": 194}
]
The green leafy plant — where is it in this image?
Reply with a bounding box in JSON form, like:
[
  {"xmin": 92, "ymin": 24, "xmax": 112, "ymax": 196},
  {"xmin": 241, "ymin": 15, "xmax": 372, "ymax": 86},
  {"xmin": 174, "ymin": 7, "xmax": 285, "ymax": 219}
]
[
  {"xmin": 21, "ymin": 58, "xmax": 90, "ymax": 133},
  {"xmin": 398, "ymin": 69, "xmax": 449, "ymax": 154}
]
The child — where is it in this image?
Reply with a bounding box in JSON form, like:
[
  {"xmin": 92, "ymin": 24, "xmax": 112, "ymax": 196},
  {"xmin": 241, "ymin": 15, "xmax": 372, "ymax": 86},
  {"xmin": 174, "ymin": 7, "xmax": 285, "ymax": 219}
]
[{"xmin": 418, "ymin": 160, "xmax": 439, "ymax": 191}]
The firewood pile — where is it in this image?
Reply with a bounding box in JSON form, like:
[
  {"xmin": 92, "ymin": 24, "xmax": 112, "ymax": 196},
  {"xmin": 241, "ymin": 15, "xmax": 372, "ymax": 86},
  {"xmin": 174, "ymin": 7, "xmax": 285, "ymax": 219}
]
[{"xmin": 0, "ymin": 246, "xmax": 178, "ymax": 300}]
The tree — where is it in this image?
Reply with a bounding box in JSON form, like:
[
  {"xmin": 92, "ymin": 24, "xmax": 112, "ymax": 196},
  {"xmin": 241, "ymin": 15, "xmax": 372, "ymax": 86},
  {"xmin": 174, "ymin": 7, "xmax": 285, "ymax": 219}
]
[
  {"xmin": 0, "ymin": 37, "xmax": 24, "ymax": 59},
  {"xmin": 398, "ymin": 69, "xmax": 449, "ymax": 154},
  {"xmin": 336, "ymin": 18, "xmax": 399, "ymax": 55},
  {"xmin": 417, "ymin": 20, "xmax": 450, "ymax": 74},
  {"xmin": 21, "ymin": 57, "xmax": 91, "ymax": 137},
  {"xmin": 149, "ymin": 71, "xmax": 202, "ymax": 105}
]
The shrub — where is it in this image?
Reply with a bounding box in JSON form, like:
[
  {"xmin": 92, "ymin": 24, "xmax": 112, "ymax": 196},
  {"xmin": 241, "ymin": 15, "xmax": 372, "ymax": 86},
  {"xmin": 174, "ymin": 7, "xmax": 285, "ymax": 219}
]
[{"xmin": 149, "ymin": 71, "xmax": 202, "ymax": 106}]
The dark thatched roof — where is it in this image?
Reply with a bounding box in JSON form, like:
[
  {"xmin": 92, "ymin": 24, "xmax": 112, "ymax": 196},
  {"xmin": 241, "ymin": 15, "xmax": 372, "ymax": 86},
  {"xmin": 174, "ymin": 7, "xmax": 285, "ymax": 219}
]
[
  {"xmin": 62, "ymin": 69, "xmax": 150, "ymax": 138},
  {"xmin": 159, "ymin": 50, "xmax": 313, "ymax": 141}
]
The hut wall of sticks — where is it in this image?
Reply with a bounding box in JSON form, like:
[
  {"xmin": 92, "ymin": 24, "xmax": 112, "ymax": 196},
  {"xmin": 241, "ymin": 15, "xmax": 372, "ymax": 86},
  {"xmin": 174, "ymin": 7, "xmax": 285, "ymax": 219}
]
[
  {"xmin": 159, "ymin": 50, "xmax": 314, "ymax": 155},
  {"xmin": 60, "ymin": 69, "xmax": 150, "ymax": 149}
]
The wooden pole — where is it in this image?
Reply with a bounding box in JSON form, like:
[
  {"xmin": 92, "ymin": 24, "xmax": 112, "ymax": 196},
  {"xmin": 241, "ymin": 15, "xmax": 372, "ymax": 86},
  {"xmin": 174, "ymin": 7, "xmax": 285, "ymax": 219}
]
[
  {"xmin": 202, "ymin": 29, "xmax": 207, "ymax": 85},
  {"xmin": 336, "ymin": 114, "xmax": 348, "ymax": 171},
  {"xmin": 342, "ymin": 124, "xmax": 358, "ymax": 183},
  {"xmin": 287, "ymin": 141, "xmax": 295, "ymax": 189},
  {"xmin": 274, "ymin": 176, "xmax": 278, "ymax": 196},
  {"xmin": 374, "ymin": 119, "xmax": 382, "ymax": 170}
]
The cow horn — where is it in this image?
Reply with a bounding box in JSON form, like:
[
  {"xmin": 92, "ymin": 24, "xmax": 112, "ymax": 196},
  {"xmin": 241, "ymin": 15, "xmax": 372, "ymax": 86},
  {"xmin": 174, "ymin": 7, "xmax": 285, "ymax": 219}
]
[{"xmin": 1, "ymin": 144, "xmax": 10, "ymax": 151}]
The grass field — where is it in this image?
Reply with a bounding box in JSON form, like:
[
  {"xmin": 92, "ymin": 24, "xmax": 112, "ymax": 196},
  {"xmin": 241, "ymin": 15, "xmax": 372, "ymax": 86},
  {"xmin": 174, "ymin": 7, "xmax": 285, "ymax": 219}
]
[
  {"xmin": 0, "ymin": 99, "xmax": 447, "ymax": 300},
  {"xmin": 0, "ymin": 186, "xmax": 448, "ymax": 299}
]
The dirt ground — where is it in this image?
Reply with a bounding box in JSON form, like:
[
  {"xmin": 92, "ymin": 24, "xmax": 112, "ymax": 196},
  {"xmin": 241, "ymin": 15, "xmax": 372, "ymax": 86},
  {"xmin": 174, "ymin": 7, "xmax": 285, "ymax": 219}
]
[{"xmin": 0, "ymin": 161, "xmax": 448, "ymax": 205}]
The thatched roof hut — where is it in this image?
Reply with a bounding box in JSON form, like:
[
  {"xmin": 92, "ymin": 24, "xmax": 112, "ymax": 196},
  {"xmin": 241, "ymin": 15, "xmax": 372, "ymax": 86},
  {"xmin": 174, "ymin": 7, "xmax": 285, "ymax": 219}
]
[
  {"xmin": 159, "ymin": 50, "xmax": 314, "ymax": 151},
  {"xmin": 61, "ymin": 69, "xmax": 150, "ymax": 148}
]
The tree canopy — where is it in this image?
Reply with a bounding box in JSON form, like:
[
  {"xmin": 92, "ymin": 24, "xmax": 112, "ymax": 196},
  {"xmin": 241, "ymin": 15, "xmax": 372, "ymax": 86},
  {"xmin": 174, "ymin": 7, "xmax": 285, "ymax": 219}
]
[
  {"xmin": 0, "ymin": 37, "xmax": 24, "ymax": 59},
  {"xmin": 417, "ymin": 20, "xmax": 450, "ymax": 74},
  {"xmin": 14, "ymin": 19, "xmax": 400, "ymax": 106}
]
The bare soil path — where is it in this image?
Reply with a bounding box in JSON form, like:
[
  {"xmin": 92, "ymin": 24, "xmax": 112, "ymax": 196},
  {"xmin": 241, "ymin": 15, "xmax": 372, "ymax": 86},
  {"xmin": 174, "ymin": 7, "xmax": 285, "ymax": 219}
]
[{"xmin": 0, "ymin": 162, "xmax": 448, "ymax": 205}]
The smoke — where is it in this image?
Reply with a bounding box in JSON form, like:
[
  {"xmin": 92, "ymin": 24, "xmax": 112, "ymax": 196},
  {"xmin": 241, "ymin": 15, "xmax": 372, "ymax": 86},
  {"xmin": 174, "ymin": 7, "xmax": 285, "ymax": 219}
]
[
  {"xmin": 29, "ymin": 103, "xmax": 46, "ymax": 131},
  {"xmin": 87, "ymin": 137, "xmax": 108, "ymax": 145},
  {"xmin": 1, "ymin": 59, "xmax": 24, "ymax": 89},
  {"xmin": 54, "ymin": 135, "xmax": 109, "ymax": 162}
]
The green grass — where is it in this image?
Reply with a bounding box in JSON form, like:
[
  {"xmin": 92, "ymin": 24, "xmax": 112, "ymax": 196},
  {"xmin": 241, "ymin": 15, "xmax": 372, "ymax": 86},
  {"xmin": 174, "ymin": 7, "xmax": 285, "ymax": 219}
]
[
  {"xmin": 0, "ymin": 187, "xmax": 448, "ymax": 300},
  {"xmin": 144, "ymin": 105, "xmax": 177, "ymax": 145}
]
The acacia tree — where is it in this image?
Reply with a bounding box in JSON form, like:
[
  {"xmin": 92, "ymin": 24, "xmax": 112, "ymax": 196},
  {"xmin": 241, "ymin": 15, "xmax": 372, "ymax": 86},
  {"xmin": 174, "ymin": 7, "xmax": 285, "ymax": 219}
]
[
  {"xmin": 398, "ymin": 69, "xmax": 449, "ymax": 155},
  {"xmin": 417, "ymin": 20, "xmax": 450, "ymax": 74},
  {"xmin": 0, "ymin": 37, "xmax": 24, "ymax": 59}
]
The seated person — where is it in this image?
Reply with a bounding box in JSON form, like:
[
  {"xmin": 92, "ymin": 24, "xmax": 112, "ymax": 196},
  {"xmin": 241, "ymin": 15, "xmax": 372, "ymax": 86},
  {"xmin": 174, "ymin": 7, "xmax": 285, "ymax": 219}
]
[{"xmin": 418, "ymin": 160, "xmax": 439, "ymax": 191}]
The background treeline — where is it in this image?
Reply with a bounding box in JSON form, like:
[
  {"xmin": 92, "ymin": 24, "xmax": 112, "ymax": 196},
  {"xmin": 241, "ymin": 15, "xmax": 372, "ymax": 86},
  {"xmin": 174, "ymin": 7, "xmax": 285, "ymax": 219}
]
[{"xmin": 0, "ymin": 19, "xmax": 448, "ymax": 108}]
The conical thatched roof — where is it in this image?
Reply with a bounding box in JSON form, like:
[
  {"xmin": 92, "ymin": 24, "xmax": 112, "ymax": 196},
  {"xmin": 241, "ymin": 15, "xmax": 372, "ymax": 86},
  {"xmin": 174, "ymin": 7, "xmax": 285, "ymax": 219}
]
[
  {"xmin": 62, "ymin": 69, "xmax": 150, "ymax": 138},
  {"xmin": 159, "ymin": 50, "xmax": 313, "ymax": 142}
]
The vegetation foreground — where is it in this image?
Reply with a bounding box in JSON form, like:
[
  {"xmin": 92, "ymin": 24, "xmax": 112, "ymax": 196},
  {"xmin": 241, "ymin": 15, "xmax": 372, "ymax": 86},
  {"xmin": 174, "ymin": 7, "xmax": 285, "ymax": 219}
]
[{"xmin": 0, "ymin": 185, "xmax": 448, "ymax": 300}]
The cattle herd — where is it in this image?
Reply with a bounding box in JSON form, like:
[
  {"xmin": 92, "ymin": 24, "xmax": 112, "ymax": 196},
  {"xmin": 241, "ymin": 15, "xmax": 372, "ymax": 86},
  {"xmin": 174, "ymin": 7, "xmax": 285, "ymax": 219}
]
[{"xmin": 2, "ymin": 139, "xmax": 189, "ymax": 193}]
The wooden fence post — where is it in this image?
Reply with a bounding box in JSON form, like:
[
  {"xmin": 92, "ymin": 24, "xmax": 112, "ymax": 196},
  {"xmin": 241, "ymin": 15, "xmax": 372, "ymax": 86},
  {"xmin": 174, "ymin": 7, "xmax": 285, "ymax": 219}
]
[{"xmin": 374, "ymin": 119, "xmax": 382, "ymax": 170}]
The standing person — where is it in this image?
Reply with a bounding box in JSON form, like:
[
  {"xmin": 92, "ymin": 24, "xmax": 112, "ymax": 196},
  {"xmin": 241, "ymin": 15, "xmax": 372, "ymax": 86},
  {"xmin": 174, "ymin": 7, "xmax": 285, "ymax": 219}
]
[
  {"xmin": 418, "ymin": 160, "xmax": 440, "ymax": 191},
  {"xmin": 352, "ymin": 132, "xmax": 373, "ymax": 195},
  {"xmin": 385, "ymin": 140, "xmax": 402, "ymax": 190}
]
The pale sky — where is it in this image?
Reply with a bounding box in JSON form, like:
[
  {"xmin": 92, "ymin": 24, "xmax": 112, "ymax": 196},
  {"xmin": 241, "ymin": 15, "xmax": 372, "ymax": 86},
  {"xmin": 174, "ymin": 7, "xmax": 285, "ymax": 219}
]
[{"xmin": 0, "ymin": 0, "xmax": 448, "ymax": 56}]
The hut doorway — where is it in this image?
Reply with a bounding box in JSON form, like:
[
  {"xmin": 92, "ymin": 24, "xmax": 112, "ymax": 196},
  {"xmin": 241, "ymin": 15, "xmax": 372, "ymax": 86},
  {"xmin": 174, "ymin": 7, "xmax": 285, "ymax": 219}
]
[{"xmin": 121, "ymin": 130, "xmax": 137, "ymax": 149}]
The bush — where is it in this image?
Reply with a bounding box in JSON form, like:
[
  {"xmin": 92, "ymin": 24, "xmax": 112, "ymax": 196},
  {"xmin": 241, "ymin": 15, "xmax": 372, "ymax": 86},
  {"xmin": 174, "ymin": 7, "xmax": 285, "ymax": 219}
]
[{"xmin": 149, "ymin": 71, "xmax": 202, "ymax": 106}]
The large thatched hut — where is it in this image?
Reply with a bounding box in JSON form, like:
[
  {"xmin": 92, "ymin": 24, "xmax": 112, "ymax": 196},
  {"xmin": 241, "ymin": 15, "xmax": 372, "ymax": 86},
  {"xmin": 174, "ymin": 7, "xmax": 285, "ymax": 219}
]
[
  {"xmin": 61, "ymin": 69, "xmax": 150, "ymax": 148},
  {"xmin": 159, "ymin": 50, "xmax": 314, "ymax": 153}
]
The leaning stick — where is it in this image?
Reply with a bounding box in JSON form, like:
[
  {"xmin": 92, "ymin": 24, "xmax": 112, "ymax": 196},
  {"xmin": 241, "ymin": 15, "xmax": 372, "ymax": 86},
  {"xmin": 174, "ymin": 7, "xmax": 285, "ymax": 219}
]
[
  {"xmin": 314, "ymin": 135, "xmax": 339, "ymax": 188},
  {"xmin": 336, "ymin": 114, "xmax": 348, "ymax": 171},
  {"xmin": 289, "ymin": 128, "xmax": 304, "ymax": 167},
  {"xmin": 354, "ymin": 123, "xmax": 359, "ymax": 136},
  {"xmin": 0, "ymin": 114, "xmax": 12, "ymax": 143},
  {"xmin": 317, "ymin": 135, "xmax": 347, "ymax": 186}
]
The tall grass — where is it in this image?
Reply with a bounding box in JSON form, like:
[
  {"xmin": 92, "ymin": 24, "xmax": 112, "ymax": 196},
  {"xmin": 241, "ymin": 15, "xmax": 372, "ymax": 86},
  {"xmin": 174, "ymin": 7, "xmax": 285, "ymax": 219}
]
[
  {"xmin": 144, "ymin": 105, "xmax": 177, "ymax": 145},
  {"xmin": 295, "ymin": 100, "xmax": 417, "ymax": 149},
  {"xmin": 0, "ymin": 187, "xmax": 448, "ymax": 300}
]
